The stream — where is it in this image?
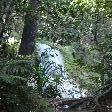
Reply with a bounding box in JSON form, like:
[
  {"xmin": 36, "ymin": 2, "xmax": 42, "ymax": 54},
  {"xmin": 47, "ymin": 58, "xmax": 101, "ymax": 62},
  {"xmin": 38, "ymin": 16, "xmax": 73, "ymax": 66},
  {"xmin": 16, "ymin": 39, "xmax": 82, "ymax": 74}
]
[{"xmin": 38, "ymin": 43, "xmax": 86, "ymax": 99}]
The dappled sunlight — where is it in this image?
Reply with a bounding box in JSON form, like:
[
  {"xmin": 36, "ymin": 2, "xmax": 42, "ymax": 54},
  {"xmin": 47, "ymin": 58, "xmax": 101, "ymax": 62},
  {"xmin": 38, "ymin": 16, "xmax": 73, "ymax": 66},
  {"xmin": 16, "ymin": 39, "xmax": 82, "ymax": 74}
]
[{"xmin": 0, "ymin": 0, "xmax": 112, "ymax": 112}]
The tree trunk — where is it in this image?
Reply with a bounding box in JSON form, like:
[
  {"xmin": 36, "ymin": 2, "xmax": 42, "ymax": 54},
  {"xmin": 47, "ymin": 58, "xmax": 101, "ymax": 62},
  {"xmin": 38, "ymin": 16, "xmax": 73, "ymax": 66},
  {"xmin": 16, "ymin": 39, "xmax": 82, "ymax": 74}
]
[
  {"xmin": 19, "ymin": 0, "xmax": 40, "ymax": 55},
  {"xmin": 0, "ymin": 0, "xmax": 13, "ymax": 43}
]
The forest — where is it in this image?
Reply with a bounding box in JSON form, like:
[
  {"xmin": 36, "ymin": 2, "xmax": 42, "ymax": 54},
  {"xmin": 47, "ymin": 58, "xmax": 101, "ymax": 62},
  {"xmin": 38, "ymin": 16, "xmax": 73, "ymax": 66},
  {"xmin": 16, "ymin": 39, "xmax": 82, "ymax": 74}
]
[{"xmin": 0, "ymin": 0, "xmax": 112, "ymax": 112}]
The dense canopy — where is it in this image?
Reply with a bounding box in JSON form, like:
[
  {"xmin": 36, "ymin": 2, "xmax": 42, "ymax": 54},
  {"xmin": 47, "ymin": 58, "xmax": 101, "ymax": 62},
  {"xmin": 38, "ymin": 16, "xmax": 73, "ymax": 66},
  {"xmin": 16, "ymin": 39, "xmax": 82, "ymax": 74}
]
[{"xmin": 0, "ymin": 0, "xmax": 112, "ymax": 112}]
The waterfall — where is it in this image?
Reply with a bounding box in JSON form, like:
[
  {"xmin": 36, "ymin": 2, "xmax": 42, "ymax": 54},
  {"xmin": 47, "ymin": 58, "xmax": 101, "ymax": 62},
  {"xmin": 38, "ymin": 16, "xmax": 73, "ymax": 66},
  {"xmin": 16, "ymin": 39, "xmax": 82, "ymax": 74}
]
[{"xmin": 37, "ymin": 43, "xmax": 86, "ymax": 98}]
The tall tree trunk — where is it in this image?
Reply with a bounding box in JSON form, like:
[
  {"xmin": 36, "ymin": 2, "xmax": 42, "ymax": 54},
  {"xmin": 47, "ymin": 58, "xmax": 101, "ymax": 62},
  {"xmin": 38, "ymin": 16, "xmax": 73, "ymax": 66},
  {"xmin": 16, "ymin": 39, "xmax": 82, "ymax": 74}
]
[
  {"xmin": 19, "ymin": 0, "xmax": 40, "ymax": 55},
  {"xmin": 0, "ymin": 0, "xmax": 13, "ymax": 43}
]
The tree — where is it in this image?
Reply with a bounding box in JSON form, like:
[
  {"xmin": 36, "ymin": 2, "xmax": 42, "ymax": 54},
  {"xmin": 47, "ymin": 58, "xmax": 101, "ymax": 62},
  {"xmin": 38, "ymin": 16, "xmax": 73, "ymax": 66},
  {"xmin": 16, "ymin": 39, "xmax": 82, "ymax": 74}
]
[{"xmin": 19, "ymin": 0, "xmax": 40, "ymax": 55}]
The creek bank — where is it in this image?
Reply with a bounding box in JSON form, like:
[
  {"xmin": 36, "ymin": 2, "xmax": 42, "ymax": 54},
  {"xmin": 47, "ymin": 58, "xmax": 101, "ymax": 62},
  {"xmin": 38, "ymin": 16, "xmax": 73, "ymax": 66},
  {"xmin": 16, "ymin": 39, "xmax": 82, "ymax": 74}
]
[{"xmin": 49, "ymin": 87, "xmax": 112, "ymax": 112}]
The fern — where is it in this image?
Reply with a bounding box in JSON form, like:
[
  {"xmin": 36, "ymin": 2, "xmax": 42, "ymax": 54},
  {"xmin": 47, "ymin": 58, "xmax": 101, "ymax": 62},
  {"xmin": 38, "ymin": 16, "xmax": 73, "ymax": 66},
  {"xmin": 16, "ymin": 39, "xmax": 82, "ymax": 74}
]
[
  {"xmin": 0, "ymin": 57, "xmax": 54, "ymax": 112},
  {"xmin": 0, "ymin": 74, "xmax": 27, "ymax": 85}
]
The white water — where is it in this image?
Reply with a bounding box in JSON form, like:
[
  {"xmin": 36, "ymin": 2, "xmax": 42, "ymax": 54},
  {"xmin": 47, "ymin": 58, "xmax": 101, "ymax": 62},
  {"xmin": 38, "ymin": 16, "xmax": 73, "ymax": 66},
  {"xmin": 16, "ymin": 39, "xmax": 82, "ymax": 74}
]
[{"xmin": 37, "ymin": 43, "xmax": 86, "ymax": 98}]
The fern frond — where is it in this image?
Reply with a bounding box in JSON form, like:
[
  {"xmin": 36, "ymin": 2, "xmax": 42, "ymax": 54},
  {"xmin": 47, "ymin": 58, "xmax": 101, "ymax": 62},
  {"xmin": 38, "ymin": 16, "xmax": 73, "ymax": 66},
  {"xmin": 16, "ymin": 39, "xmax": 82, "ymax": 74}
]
[{"xmin": 0, "ymin": 74, "xmax": 27, "ymax": 85}]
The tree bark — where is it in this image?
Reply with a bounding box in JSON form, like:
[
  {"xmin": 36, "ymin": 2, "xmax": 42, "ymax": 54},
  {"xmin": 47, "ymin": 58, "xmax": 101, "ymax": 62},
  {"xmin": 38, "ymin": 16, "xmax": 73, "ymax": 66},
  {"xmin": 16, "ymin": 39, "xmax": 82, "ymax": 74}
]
[
  {"xmin": 0, "ymin": 0, "xmax": 13, "ymax": 42},
  {"xmin": 19, "ymin": 0, "xmax": 40, "ymax": 55}
]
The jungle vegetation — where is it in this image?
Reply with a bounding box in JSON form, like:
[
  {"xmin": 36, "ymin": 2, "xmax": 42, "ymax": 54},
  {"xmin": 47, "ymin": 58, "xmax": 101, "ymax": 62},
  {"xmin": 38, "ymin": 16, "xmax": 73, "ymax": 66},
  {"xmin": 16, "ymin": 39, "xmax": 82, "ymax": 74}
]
[{"xmin": 0, "ymin": 0, "xmax": 112, "ymax": 112}]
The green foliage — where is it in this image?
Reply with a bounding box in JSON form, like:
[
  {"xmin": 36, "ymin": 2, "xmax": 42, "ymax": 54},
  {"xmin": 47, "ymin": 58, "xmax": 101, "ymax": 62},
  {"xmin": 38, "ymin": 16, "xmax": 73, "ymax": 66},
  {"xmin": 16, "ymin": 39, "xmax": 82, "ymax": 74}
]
[
  {"xmin": 50, "ymin": 0, "xmax": 112, "ymax": 95},
  {"xmin": 0, "ymin": 42, "xmax": 62, "ymax": 111},
  {"xmin": 32, "ymin": 62, "xmax": 49, "ymax": 95},
  {"xmin": 0, "ymin": 54, "xmax": 54, "ymax": 112},
  {"xmin": 0, "ymin": 0, "xmax": 112, "ymax": 111}
]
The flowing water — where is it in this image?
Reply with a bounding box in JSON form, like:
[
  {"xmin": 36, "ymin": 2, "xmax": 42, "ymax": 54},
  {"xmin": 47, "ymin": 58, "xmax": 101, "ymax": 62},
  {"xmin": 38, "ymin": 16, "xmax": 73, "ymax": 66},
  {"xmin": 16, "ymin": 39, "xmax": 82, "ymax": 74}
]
[{"xmin": 37, "ymin": 43, "xmax": 86, "ymax": 98}]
